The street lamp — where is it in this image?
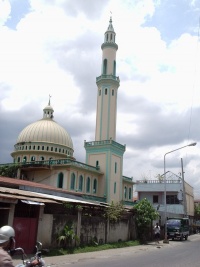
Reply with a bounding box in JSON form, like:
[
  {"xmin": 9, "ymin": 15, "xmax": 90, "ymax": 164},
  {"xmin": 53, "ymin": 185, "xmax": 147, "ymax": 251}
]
[{"xmin": 163, "ymin": 142, "xmax": 197, "ymax": 243}]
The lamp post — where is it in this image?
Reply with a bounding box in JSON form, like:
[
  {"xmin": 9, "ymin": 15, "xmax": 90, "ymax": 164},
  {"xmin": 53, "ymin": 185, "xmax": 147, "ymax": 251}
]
[{"xmin": 163, "ymin": 142, "xmax": 197, "ymax": 243}]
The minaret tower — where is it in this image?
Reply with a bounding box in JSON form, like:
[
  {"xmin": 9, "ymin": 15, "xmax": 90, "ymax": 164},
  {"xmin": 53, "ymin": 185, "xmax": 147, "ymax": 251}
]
[
  {"xmin": 85, "ymin": 18, "xmax": 126, "ymax": 204},
  {"xmin": 95, "ymin": 16, "xmax": 120, "ymax": 141}
]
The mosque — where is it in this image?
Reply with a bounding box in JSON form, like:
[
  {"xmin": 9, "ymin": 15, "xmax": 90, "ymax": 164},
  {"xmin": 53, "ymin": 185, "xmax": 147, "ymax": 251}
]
[{"xmin": 9, "ymin": 17, "xmax": 134, "ymax": 206}]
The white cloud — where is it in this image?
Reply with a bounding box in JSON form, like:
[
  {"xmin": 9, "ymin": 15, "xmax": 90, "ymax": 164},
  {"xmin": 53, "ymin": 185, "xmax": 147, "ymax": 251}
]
[
  {"xmin": 1, "ymin": 0, "xmax": 200, "ymax": 197},
  {"xmin": 0, "ymin": 0, "xmax": 11, "ymax": 25}
]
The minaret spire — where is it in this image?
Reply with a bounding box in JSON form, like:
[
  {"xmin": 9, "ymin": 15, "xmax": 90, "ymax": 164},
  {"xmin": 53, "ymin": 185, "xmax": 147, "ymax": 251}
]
[{"xmin": 95, "ymin": 17, "xmax": 120, "ymax": 141}]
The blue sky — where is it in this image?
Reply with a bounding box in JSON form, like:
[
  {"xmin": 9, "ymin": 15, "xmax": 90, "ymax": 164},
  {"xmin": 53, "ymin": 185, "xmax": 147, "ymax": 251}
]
[{"xmin": 1, "ymin": 0, "xmax": 200, "ymax": 197}]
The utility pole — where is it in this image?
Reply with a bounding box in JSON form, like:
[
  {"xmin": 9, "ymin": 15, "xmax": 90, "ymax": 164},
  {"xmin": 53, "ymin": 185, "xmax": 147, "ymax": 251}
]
[{"xmin": 181, "ymin": 158, "xmax": 187, "ymax": 216}]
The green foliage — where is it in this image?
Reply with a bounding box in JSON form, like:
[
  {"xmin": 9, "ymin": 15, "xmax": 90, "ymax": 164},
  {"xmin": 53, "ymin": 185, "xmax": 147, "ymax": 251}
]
[
  {"xmin": 134, "ymin": 198, "xmax": 159, "ymax": 243},
  {"xmin": 46, "ymin": 240, "xmax": 140, "ymax": 256},
  {"xmin": 63, "ymin": 203, "xmax": 74, "ymax": 210},
  {"xmin": 0, "ymin": 165, "xmax": 19, "ymax": 177},
  {"xmin": 104, "ymin": 201, "xmax": 124, "ymax": 222},
  {"xmin": 57, "ymin": 222, "xmax": 79, "ymax": 248},
  {"xmin": 194, "ymin": 204, "xmax": 200, "ymax": 216}
]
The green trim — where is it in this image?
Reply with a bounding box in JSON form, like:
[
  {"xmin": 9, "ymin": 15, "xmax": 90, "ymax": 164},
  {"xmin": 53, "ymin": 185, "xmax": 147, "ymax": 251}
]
[
  {"xmin": 123, "ymin": 200, "xmax": 135, "ymax": 206},
  {"xmin": 107, "ymin": 86, "xmax": 111, "ymax": 139},
  {"xmin": 101, "ymin": 42, "xmax": 118, "ymax": 50},
  {"xmin": 82, "ymin": 195, "xmax": 107, "ymax": 203}
]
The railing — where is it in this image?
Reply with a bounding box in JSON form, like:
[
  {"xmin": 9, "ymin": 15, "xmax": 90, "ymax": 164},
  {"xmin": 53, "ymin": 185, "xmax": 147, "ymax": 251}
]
[
  {"xmin": 84, "ymin": 139, "xmax": 125, "ymax": 151},
  {"xmin": 123, "ymin": 176, "xmax": 133, "ymax": 182},
  {"xmin": 96, "ymin": 74, "xmax": 120, "ymax": 82},
  {"xmin": 136, "ymin": 179, "xmax": 182, "ymax": 184},
  {"xmin": 0, "ymin": 159, "xmax": 101, "ymax": 172}
]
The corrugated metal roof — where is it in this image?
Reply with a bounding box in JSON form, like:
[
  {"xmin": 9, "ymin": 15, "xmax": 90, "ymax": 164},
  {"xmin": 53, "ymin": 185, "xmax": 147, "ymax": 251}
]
[
  {"xmin": 0, "ymin": 186, "xmax": 104, "ymax": 206},
  {"xmin": 0, "ymin": 187, "xmax": 57, "ymax": 203},
  {"xmin": 33, "ymin": 192, "xmax": 103, "ymax": 206},
  {"xmin": 0, "ymin": 177, "xmax": 108, "ymax": 206}
]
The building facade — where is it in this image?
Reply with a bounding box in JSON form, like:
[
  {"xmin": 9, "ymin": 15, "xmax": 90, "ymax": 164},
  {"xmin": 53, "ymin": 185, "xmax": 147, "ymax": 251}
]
[{"xmin": 135, "ymin": 172, "xmax": 194, "ymax": 225}]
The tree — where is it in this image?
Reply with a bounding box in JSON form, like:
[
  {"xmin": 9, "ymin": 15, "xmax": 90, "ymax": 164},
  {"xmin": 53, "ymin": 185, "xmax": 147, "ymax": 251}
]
[
  {"xmin": 134, "ymin": 198, "xmax": 159, "ymax": 243},
  {"xmin": 104, "ymin": 201, "xmax": 124, "ymax": 222},
  {"xmin": 194, "ymin": 204, "xmax": 200, "ymax": 218},
  {"xmin": 0, "ymin": 165, "xmax": 18, "ymax": 178}
]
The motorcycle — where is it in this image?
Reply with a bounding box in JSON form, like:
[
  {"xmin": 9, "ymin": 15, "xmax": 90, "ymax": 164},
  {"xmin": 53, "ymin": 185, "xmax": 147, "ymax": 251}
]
[{"xmin": 9, "ymin": 241, "xmax": 46, "ymax": 267}]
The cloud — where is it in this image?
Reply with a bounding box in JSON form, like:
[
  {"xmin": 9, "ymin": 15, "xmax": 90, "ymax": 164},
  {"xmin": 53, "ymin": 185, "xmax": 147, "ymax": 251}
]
[{"xmin": 1, "ymin": 0, "xmax": 200, "ymax": 198}]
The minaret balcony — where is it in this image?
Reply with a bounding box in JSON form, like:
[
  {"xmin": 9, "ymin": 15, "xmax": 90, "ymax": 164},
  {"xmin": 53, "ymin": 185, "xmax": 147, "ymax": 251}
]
[
  {"xmin": 96, "ymin": 74, "xmax": 120, "ymax": 83},
  {"xmin": 84, "ymin": 139, "xmax": 126, "ymax": 152}
]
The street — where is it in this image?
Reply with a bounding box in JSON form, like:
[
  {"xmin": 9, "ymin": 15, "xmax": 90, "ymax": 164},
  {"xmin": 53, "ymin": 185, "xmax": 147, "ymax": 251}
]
[{"xmin": 13, "ymin": 234, "xmax": 200, "ymax": 267}]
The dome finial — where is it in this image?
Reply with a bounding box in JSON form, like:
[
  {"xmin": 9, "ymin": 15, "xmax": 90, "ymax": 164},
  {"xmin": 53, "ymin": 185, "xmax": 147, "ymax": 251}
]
[{"xmin": 48, "ymin": 94, "xmax": 52, "ymax": 105}]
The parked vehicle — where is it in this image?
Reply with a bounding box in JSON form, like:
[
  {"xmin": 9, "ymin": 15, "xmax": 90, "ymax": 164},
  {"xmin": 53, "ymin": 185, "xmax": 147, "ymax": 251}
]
[
  {"xmin": 167, "ymin": 217, "xmax": 189, "ymax": 241},
  {"xmin": 9, "ymin": 241, "xmax": 46, "ymax": 267}
]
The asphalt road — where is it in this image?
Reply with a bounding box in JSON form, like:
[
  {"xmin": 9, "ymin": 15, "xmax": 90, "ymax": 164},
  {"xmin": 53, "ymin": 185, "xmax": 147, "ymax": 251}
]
[{"xmin": 13, "ymin": 234, "xmax": 200, "ymax": 267}]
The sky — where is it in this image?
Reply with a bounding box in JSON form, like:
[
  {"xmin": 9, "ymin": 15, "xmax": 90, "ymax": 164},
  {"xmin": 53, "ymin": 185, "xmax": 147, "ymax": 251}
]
[{"xmin": 1, "ymin": 0, "xmax": 200, "ymax": 197}]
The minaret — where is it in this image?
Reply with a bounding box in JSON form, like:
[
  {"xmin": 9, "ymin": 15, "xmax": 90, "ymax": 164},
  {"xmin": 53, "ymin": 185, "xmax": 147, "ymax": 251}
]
[
  {"xmin": 85, "ymin": 18, "xmax": 126, "ymax": 204},
  {"xmin": 95, "ymin": 17, "xmax": 120, "ymax": 141}
]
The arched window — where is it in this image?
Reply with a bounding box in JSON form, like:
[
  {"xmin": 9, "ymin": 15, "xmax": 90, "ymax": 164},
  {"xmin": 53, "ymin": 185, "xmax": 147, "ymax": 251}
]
[
  {"xmin": 103, "ymin": 59, "xmax": 107, "ymax": 74},
  {"xmin": 57, "ymin": 172, "xmax": 63, "ymax": 188},
  {"xmin": 115, "ymin": 162, "xmax": 117, "ymax": 173},
  {"xmin": 124, "ymin": 186, "xmax": 127, "ymax": 199},
  {"xmin": 105, "ymin": 88, "xmax": 107, "ymax": 95},
  {"xmin": 113, "ymin": 60, "xmax": 116, "ymax": 76},
  {"xmin": 22, "ymin": 156, "xmax": 26, "ymax": 163},
  {"xmin": 129, "ymin": 187, "xmax": 132, "ymax": 200},
  {"xmin": 17, "ymin": 157, "xmax": 20, "ymax": 163},
  {"xmin": 114, "ymin": 182, "xmax": 116, "ymax": 194},
  {"xmin": 93, "ymin": 179, "xmax": 97, "ymax": 194},
  {"xmin": 31, "ymin": 156, "xmax": 35, "ymax": 162},
  {"xmin": 70, "ymin": 173, "xmax": 76, "ymax": 190},
  {"xmin": 86, "ymin": 177, "xmax": 90, "ymax": 193},
  {"xmin": 40, "ymin": 156, "xmax": 44, "ymax": 161},
  {"xmin": 79, "ymin": 175, "xmax": 83, "ymax": 191}
]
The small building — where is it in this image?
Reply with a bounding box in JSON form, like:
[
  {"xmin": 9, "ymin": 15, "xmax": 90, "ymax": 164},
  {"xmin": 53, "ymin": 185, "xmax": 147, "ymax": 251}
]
[{"xmin": 134, "ymin": 172, "xmax": 194, "ymax": 226}]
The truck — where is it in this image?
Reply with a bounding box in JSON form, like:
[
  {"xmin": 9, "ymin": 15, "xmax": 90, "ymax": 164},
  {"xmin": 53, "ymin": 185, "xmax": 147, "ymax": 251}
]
[{"xmin": 166, "ymin": 217, "xmax": 189, "ymax": 241}]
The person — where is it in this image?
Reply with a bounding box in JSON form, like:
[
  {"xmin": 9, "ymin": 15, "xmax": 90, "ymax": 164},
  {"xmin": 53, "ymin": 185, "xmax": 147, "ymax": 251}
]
[
  {"xmin": 0, "ymin": 225, "xmax": 15, "ymax": 267},
  {"xmin": 153, "ymin": 222, "xmax": 160, "ymax": 244}
]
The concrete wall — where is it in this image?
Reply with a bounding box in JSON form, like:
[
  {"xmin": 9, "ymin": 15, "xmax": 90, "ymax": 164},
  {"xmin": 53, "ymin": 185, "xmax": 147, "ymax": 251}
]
[{"xmin": 39, "ymin": 213, "xmax": 136, "ymax": 249}]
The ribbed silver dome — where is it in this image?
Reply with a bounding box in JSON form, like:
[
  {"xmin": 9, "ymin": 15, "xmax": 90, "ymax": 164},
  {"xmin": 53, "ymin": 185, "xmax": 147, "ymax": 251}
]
[{"xmin": 16, "ymin": 119, "xmax": 73, "ymax": 149}]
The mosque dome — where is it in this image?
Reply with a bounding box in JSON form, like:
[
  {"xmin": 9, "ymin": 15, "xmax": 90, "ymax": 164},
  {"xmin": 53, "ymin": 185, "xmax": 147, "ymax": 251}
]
[{"xmin": 11, "ymin": 100, "xmax": 74, "ymax": 163}]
